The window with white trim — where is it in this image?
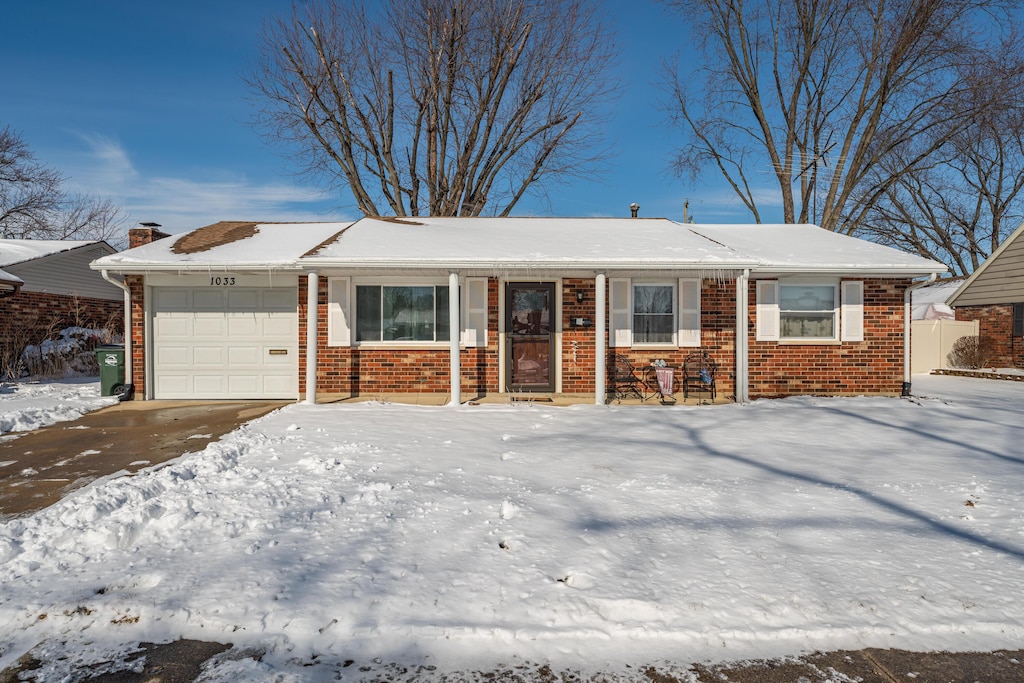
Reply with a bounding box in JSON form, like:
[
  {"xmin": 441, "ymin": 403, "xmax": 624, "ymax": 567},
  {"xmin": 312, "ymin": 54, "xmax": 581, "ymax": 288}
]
[
  {"xmin": 355, "ymin": 284, "xmax": 450, "ymax": 342},
  {"xmin": 633, "ymin": 284, "xmax": 674, "ymax": 344},
  {"xmin": 609, "ymin": 278, "xmax": 701, "ymax": 348},
  {"xmin": 756, "ymin": 279, "xmax": 864, "ymax": 342},
  {"xmin": 327, "ymin": 277, "xmax": 489, "ymax": 348},
  {"xmin": 780, "ymin": 283, "xmax": 838, "ymax": 339}
]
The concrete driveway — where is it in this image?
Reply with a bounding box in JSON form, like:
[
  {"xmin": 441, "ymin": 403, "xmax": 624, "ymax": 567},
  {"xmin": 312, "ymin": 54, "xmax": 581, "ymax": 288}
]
[{"xmin": 0, "ymin": 400, "xmax": 287, "ymax": 518}]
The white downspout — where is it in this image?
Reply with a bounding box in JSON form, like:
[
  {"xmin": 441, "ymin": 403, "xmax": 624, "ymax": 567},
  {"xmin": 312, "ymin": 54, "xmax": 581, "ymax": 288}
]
[
  {"xmin": 736, "ymin": 269, "xmax": 749, "ymax": 403},
  {"xmin": 449, "ymin": 272, "xmax": 461, "ymax": 406},
  {"xmin": 305, "ymin": 272, "xmax": 318, "ymax": 404},
  {"xmin": 101, "ymin": 270, "xmax": 132, "ymax": 386},
  {"xmin": 595, "ymin": 272, "xmax": 607, "ymax": 405},
  {"xmin": 903, "ymin": 272, "xmax": 938, "ymax": 396}
]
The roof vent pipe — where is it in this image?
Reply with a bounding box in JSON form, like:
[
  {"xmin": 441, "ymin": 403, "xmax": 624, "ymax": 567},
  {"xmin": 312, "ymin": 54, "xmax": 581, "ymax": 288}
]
[{"xmin": 629, "ymin": 202, "xmax": 640, "ymax": 218}]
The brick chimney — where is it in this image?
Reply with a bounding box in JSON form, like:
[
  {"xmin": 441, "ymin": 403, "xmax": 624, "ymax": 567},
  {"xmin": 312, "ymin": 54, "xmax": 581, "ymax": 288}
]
[{"xmin": 128, "ymin": 222, "xmax": 171, "ymax": 249}]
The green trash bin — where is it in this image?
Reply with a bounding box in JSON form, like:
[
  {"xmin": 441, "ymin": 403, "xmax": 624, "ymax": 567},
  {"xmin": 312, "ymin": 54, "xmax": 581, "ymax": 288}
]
[{"xmin": 95, "ymin": 345, "xmax": 125, "ymax": 396}]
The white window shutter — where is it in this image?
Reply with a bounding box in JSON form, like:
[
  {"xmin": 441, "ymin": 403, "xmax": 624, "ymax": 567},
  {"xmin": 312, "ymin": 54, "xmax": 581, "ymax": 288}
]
[
  {"xmin": 841, "ymin": 280, "xmax": 864, "ymax": 342},
  {"xmin": 678, "ymin": 278, "xmax": 701, "ymax": 347},
  {"xmin": 609, "ymin": 278, "xmax": 632, "ymax": 347},
  {"xmin": 461, "ymin": 277, "xmax": 488, "ymax": 347},
  {"xmin": 327, "ymin": 277, "xmax": 351, "ymax": 347},
  {"xmin": 755, "ymin": 280, "xmax": 780, "ymax": 341}
]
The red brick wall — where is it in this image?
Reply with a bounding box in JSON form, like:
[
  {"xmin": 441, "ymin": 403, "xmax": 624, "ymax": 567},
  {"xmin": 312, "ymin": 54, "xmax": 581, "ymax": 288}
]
[
  {"xmin": 605, "ymin": 279, "xmax": 737, "ymax": 399},
  {"xmin": 125, "ymin": 276, "xmax": 145, "ymax": 396},
  {"xmin": 954, "ymin": 304, "xmax": 1024, "ymax": 368},
  {"xmin": 300, "ymin": 277, "xmax": 501, "ymax": 396},
  {"xmin": 0, "ymin": 291, "xmax": 122, "ymax": 349},
  {"xmin": 748, "ymin": 279, "xmax": 906, "ymax": 397}
]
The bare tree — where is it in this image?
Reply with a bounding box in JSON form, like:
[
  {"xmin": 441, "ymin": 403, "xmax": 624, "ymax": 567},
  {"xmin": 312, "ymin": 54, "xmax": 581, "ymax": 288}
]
[
  {"xmin": 247, "ymin": 0, "xmax": 617, "ymax": 217},
  {"xmin": 664, "ymin": 0, "xmax": 1015, "ymax": 237},
  {"xmin": 1, "ymin": 126, "xmax": 127, "ymax": 244},
  {"xmin": 859, "ymin": 49, "xmax": 1024, "ymax": 276}
]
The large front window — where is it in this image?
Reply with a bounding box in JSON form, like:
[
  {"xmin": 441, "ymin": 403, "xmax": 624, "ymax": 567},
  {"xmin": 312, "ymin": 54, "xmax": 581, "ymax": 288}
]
[
  {"xmin": 633, "ymin": 284, "xmax": 674, "ymax": 344},
  {"xmin": 356, "ymin": 285, "xmax": 450, "ymax": 342},
  {"xmin": 780, "ymin": 284, "xmax": 837, "ymax": 339}
]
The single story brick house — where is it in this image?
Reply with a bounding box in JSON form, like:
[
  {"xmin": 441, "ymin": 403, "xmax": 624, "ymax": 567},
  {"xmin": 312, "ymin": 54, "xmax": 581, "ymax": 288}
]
[
  {"xmin": 0, "ymin": 238, "xmax": 123, "ymax": 357},
  {"xmin": 90, "ymin": 217, "xmax": 946, "ymax": 403},
  {"xmin": 946, "ymin": 220, "xmax": 1024, "ymax": 367}
]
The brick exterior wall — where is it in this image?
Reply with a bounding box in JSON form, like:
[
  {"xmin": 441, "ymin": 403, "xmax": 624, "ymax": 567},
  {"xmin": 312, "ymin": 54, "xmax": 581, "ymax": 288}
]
[
  {"xmin": 125, "ymin": 275, "xmax": 146, "ymax": 396},
  {"xmin": 0, "ymin": 290, "xmax": 122, "ymax": 350},
  {"xmin": 748, "ymin": 279, "xmax": 906, "ymax": 397},
  {"xmin": 299, "ymin": 277, "xmax": 501, "ymax": 397},
  {"xmin": 605, "ymin": 279, "xmax": 737, "ymax": 399},
  {"xmin": 954, "ymin": 305, "xmax": 1024, "ymax": 368}
]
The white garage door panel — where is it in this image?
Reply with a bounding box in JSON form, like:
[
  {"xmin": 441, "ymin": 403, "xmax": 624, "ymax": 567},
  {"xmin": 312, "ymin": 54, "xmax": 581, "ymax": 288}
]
[
  {"xmin": 194, "ymin": 290, "xmax": 225, "ymax": 309},
  {"xmin": 155, "ymin": 317, "xmax": 190, "ymax": 338},
  {"xmin": 194, "ymin": 317, "xmax": 227, "ymax": 336},
  {"xmin": 228, "ymin": 317, "xmax": 259, "ymax": 336},
  {"xmin": 152, "ymin": 286, "xmax": 298, "ymax": 399},
  {"xmin": 157, "ymin": 375, "xmax": 190, "ymax": 396},
  {"xmin": 157, "ymin": 346, "xmax": 190, "ymax": 366},
  {"xmin": 156, "ymin": 289, "xmax": 190, "ymax": 308},
  {"xmin": 227, "ymin": 345, "xmax": 259, "ymax": 365},
  {"xmin": 228, "ymin": 290, "xmax": 260, "ymax": 308},
  {"xmin": 194, "ymin": 375, "xmax": 227, "ymax": 395},
  {"xmin": 193, "ymin": 346, "xmax": 226, "ymax": 366}
]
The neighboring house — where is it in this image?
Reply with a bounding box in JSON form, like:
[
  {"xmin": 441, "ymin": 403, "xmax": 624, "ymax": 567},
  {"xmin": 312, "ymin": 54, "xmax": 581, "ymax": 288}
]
[
  {"xmin": 946, "ymin": 221, "xmax": 1024, "ymax": 368},
  {"xmin": 911, "ymin": 279, "xmax": 961, "ymax": 320},
  {"xmin": 91, "ymin": 217, "xmax": 946, "ymax": 403},
  {"xmin": 0, "ymin": 239, "xmax": 124, "ymax": 358},
  {"xmin": 0, "ymin": 267, "xmax": 22, "ymax": 299}
]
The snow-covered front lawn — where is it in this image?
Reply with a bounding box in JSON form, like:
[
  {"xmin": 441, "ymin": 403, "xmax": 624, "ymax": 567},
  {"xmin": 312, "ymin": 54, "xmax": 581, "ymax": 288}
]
[{"xmin": 1, "ymin": 374, "xmax": 1023, "ymax": 681}]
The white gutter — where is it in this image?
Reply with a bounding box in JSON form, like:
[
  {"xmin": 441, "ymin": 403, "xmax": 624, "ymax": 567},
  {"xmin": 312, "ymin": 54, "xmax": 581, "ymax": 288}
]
[
  {"xmin": 100, "ymin": 270, "xmax": 132, "ymax": 386},
  {"xmin": 903, "ymin": 273, "xmax": 939, "ymax": 396}
]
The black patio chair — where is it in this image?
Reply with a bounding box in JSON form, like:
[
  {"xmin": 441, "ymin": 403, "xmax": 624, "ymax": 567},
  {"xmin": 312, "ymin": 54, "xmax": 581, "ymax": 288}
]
[
  {"xmin": 611, "ymin": 354, "xmax": 646, "ymax": 402},
  {"xmin": 682, "ymin": 351, "xmax": 717, "ymax": 402}
]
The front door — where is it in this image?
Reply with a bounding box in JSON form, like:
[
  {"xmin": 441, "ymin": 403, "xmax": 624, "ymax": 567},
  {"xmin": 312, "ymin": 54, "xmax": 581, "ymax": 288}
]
[{"xmin": 506, "ymin": 282, "xmax": 555, "ymax": 392}]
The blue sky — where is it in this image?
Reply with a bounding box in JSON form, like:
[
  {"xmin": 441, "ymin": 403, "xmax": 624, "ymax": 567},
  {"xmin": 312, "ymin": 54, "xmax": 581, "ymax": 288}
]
[{"xmin": 2, "ymin": 1, "xmax": 763, "ymax": 235}]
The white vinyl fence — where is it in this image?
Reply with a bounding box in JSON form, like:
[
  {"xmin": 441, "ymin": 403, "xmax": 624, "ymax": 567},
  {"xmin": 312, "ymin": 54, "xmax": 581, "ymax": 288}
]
[{"xmin": 911, "ymin": 319, "xmax": 979, "ymax": 374}]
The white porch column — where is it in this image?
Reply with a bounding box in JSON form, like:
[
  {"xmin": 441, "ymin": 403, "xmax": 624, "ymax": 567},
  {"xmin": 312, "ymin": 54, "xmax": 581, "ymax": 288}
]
[
  {"xmin": 449, "ymin": 272, "xmax": 461, "ymax": 406},
  {"xmin": 595, "ymin": 272, "xmax": 607, "ymax": 405},
  {"xmin": 304, "ymin": 271, "xmax": 318, "ymax": 404},
  {"xmin": 735, "ymin": 269, "xmax": 749, "ymax": 403}
]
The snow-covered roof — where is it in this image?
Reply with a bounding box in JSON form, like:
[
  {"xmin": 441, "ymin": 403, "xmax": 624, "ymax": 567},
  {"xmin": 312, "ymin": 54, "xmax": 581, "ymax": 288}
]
[
  {"xmin": 0, "ymin": 239, "xmax": 104, "ymax": 268},
  {"xmin": 0, "ymin": 266, "xmax": 23, "ymax": 289},
  {"xmin": 91, "ymin": 217, "xmax": 948, "ymax": 276},
  {"xmin": 689, "ymin": 224, "xmax": 947, "ymax": 274},
  {"xmin": 92, "ymin": 222, "xmax": 350, "ymax": 271},
  {"xmin": 909, "ymin": 278, "xmax": 963, "ymax": 320},
  {"xmin": 305, "ymin": 217, "xmax": 753, "ymax": 270}
]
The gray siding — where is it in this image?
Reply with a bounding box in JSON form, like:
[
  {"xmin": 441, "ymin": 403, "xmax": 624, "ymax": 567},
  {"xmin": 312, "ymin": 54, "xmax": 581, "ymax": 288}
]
[
  {"xmin": 6, "ymin": 243, "xmax": 122, "ymax": 300},
  {"xmin": 954, "ymin": 236, "xmax": 1024, "ymax": 306}
]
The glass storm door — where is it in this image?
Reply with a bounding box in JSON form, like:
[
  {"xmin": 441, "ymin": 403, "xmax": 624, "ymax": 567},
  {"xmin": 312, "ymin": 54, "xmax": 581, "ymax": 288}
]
[{"xmin": 507, "ymin": 283, "xmax": 555, "ymax": 391}]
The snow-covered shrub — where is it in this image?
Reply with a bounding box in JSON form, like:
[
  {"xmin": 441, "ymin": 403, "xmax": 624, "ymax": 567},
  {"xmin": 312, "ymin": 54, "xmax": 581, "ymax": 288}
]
[
  {"xmin": 20, "ymin": 326, "xmax": 122, "ymax": 379},
  {"xmin": 947, "ymin": 335, "xmax": 997, "ymax": 369}
]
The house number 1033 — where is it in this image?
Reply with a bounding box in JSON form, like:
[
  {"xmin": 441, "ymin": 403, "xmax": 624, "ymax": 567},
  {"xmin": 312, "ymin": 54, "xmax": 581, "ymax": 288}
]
[{"xmin": 210, "ymin": 276, "xmax": 237, "ymax": 286}]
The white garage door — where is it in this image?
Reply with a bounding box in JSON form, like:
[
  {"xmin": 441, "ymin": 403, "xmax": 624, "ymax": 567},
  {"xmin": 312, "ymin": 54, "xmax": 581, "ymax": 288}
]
[{"xmin": 152, "ymin": 287, "xmax": 298, "ymax": 399}]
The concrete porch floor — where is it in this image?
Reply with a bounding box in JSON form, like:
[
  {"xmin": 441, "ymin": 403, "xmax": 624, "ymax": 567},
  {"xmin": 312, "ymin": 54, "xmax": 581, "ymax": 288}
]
[{"xmin": 314, "ymin": 392, "xmax": 732, "ymax": 407}]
